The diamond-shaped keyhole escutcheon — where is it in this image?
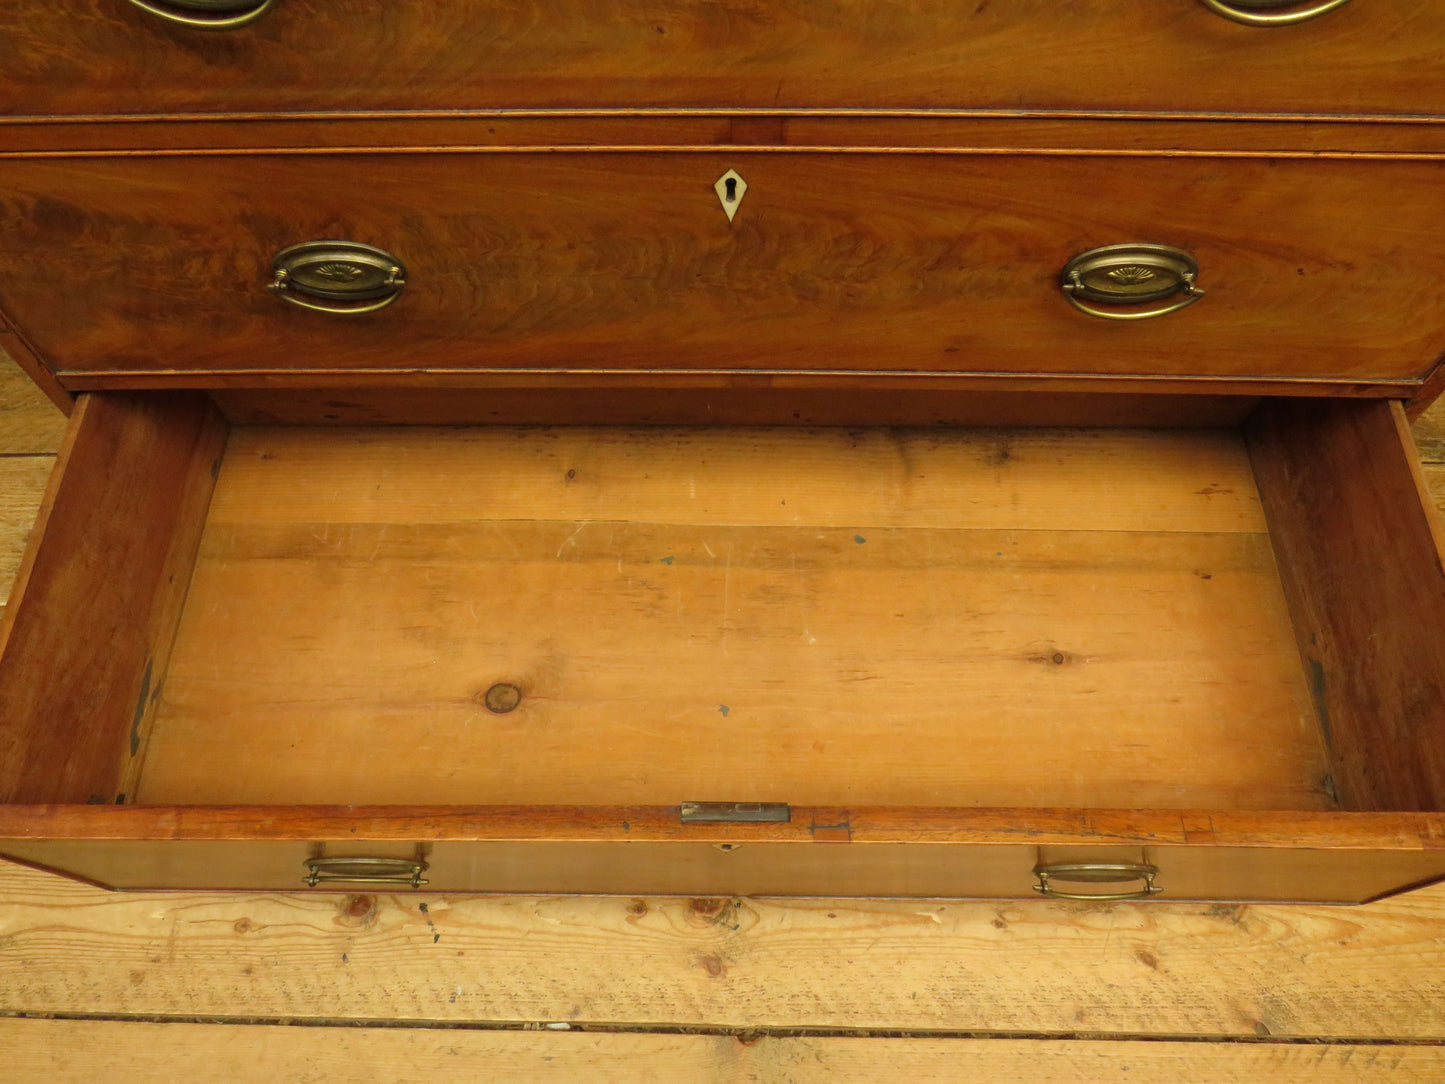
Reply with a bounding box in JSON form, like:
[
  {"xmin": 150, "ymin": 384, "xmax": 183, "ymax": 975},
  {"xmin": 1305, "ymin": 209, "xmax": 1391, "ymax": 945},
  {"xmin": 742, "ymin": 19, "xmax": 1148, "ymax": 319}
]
[{"xmin": 714, "ymin": 169, "xmax": 747, "ymax": 223}]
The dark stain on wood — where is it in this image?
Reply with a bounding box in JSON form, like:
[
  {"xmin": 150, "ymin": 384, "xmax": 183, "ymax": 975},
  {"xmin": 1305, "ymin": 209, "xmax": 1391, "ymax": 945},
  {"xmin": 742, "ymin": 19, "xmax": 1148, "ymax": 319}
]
[
  {"xmin": 130, "ymin": 658, "xmax": 152, "ymax": 757},
  {"xmin": 1307, "ymin": 658, "xmax": 1333, "ymax": 747}
]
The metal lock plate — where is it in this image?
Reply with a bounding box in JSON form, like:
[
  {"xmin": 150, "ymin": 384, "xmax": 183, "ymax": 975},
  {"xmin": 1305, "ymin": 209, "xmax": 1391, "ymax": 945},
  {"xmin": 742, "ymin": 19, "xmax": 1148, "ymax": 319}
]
[{"xmin": 680, "ymin": 802, "xmax": 790, "ymax": 823}]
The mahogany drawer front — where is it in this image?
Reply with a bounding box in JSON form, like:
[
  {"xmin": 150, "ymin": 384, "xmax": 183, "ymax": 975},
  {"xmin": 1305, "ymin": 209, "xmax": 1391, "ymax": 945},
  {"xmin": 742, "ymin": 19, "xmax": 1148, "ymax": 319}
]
[
  {"xmin": 2, "ymin": 393, "xmax": 1445, "ymax": 902},
  {"xmin": 2, "ymin": 1, "xmax": 1441, "ymax": 117},
  {"xmin": 4, "ymin": 152, "xmax": 1444, "ymax": 389}
]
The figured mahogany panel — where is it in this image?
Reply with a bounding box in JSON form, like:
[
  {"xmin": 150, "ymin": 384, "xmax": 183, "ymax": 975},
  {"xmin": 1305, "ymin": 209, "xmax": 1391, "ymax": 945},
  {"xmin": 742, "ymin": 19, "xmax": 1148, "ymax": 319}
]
[
  {"xmin": 2, "ymin": 153, "xmax": 1445, "ymax": 385},
  {"xmin": 1248, "ymin": 399, "xmax": 1445, "ymax": 812},
  {"xmin": 0, "ymin": 393, "xmax": 227, "ymax": 804},
  {"xmin": 1, "ymin": 1, "xmax": 1442, "ymax": 116}
]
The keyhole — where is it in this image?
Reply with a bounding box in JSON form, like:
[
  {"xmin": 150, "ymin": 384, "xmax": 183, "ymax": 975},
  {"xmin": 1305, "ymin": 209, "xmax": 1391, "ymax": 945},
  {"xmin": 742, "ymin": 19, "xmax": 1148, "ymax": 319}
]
[{"xmin": 714, "ymin": 170, "xmax": 747, "ymax": 222}]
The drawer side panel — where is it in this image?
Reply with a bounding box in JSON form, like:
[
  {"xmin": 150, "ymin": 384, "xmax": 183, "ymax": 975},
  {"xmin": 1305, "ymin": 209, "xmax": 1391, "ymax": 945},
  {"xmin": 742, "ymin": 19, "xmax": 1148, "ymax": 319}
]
[
  {"xmin": 0, "ymin": 393, "xmax": 227, "ymax": 803},
  {"xmin": 1247, "ymin": 399, "xmax": 1445, "ymax": 813}
]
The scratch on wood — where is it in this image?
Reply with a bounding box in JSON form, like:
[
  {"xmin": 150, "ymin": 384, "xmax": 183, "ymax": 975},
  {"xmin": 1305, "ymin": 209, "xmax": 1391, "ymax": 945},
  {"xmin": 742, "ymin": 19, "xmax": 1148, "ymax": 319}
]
[{"xmin": 555, "ymin": 521, "xmax": 590, "ymax": 558}]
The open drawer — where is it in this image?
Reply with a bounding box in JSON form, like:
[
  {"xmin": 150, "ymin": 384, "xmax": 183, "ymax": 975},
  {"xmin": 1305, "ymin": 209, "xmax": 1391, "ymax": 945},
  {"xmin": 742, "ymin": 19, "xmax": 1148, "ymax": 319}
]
[{"xmin": 2, "ymin": 389, "xmax": 1444, "ymax": 902}]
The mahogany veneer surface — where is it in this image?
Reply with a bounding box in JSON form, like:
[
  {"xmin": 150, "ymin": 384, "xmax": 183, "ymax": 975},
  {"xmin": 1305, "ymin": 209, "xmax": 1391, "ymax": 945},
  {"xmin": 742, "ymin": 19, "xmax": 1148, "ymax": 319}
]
[
  {"xmin": 0, "ymin": 154, "xmax": 1443, "ymax": 387},
  {"xmin": 2, "ymin": 0, "xmax": 1442, "ymax": 116}
]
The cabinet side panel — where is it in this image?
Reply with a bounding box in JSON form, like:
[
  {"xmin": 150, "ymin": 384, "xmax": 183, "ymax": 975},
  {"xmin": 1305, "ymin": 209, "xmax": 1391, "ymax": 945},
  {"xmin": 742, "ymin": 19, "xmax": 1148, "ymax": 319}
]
[
  {"xmin": 1246, "ymin": 399, "xmax": 1445, "ymax": 812},
  {"xmin": 0, "ymin": 393, "xmax": 228, "ymax": 803}
]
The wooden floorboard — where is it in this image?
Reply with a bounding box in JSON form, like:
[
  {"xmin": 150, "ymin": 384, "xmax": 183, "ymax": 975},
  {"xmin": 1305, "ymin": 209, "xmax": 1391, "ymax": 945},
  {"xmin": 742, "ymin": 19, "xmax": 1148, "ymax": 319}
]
[
  {"xmin": 0, "ymin": 348, "xmax": 63, "ymax": 622},
  {"xmin": 0, "ymin": 458, "xmax": 54, "ymax": 616},
  {"xmin": 2, "ymin": 857, "xmax": 1445, "ymax": 1037},
  {"xmin": 2, "ymin": 358, "xmax": 1445, "ymax": 1072},
  {"xmin": 0, "ymin": 351, "xmax": 66, "ymax": 457},
  {"xmin": 4, "ymin": 1019, "xmax": 1445, "ymax": 1083}
]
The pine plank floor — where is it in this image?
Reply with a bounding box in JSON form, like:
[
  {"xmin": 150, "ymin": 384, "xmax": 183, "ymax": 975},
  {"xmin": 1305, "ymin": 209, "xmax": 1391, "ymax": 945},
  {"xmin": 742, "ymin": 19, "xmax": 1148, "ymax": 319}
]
[{"xmin": 2, "ymin": 358, "xmax": 1444, "ymax": 1079}]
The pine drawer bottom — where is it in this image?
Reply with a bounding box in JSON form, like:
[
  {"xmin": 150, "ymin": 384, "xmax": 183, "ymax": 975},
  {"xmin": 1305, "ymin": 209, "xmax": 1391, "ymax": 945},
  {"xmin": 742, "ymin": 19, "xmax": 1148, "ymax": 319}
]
[{"xmin": 1, "ymin": 393, "xmax": 1443, "ymax": 901}]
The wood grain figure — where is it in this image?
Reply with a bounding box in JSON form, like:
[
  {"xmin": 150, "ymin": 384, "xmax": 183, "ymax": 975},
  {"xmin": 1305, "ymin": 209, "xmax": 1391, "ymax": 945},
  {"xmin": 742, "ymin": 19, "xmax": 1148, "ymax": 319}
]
[
  {"xmin": 1, "ymin": 1, "xmax": 1442, "ymax": 116},
  {"xmin": 1, "ymin": 153, "xmax": 1443, "ymax": 386}
]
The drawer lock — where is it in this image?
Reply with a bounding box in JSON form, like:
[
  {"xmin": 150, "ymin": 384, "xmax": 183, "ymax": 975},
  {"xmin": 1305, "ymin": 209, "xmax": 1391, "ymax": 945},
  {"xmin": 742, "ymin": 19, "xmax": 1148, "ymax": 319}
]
[
  {"xmin": 1060, "ymin": 243, "xmax": 1203, "ymax": 322},
  {"xmin": 680, "ymin": 801, "xmax": 790, "ymax": 823},
  {"xmin": 123, "ymin": 0, "xmax": 277, "ymax": 30}
]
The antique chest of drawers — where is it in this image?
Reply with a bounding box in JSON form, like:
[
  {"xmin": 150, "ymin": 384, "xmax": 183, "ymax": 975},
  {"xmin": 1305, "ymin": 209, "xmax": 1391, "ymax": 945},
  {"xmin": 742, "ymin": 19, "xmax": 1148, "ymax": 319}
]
[{"xmin": 3, "ymin": 0, "xmax": 1445, "ymax": 903}]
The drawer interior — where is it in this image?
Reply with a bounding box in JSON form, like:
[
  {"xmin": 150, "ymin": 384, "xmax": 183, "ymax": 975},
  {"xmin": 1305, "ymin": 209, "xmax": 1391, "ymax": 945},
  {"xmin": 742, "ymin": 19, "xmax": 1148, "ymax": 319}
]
[
  {"xmin": 136, "ymin": 423, "xmax": 1329, "ymax": 811},
  {"xmin": 4, "ymin": 392, "xmax": 1444, "ymax": 816}
]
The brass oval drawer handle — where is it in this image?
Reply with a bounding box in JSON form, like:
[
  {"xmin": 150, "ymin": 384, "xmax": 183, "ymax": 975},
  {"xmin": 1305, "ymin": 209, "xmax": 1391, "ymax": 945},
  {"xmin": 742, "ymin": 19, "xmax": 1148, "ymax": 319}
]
[
  {"xmin": 1032, "ymin": 862, "xmax": 1162, "ymax": 901},
  {"xmin": 269, "ymin": 240, "xmax": 408, "ymax": 316},
  {"xmin": 303, "ymin": 856, "xmax": 430, "ymax": 888},
  {"xmin": 124, "ymin": 0, "xmax": 277, "ymax": 30},
  {"xmin": 1060, "ymin": 243, "xmax": 1204, "ymax": 322},
  {"xmin": 1199, "ymin": 0, "xmax": 1352, "ymax": 26}
]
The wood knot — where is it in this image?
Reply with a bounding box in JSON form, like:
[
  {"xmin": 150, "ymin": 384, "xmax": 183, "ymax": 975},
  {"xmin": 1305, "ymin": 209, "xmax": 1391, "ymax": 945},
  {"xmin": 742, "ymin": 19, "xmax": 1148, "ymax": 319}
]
[
  {"xmin": 482, "ymin": 682, "xmax": 522, "ymax": 714},
  {"xmin": 694, "ymin": 951, "xmax": 728, "ymax": 978},
  {"xmin": 1026, "ymin": 646, "xmax": 1078, "ymax": 668},
  {"xmin": 686, "ymin": 897, "xmax": 743, "ymax": 930},
  {"xmin": 335, "ymin": 894, "xmax": 379, "ymax": 929}
]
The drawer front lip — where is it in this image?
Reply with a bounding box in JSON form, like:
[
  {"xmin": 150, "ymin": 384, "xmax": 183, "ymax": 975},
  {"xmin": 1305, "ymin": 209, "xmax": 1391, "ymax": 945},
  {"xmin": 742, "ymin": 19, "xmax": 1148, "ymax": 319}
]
[
  {"xmin": 4, "ymin": 152, "xmax": 1444, "ymax": 386},
  {"xmin": 2, "ymin": 811, "xmax": 1444, "ymax": 901},
  {"xmin": 4, "ymin": 2, "xmax": 1443, "ymax": 117}
]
